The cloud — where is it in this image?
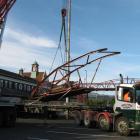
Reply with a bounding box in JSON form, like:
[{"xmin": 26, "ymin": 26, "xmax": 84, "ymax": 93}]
[
  {"xmin": 0, "ymin": 40, "xmax": 54, "ymax": 72},
  {"xmin": 4, "ymin": 28, "xmax": 57, "ymax": 48},
  {"xmin": 0, "ymin": 27, "xmax": 59, "ymax": 73},
  {"xmin": 1, "ymin": 27, "xmax": 140, "ymax": 82}
]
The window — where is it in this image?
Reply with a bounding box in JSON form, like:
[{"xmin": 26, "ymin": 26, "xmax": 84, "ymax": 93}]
[
  {"xmin": 117, "ymin": 87, "xmax": 134, "ymax": 102},
  {"xmin": 14, "ymin": 83, "xmax": 18, "ymax": 90},
  {"xmin": 117, "ymin": 87, "xmax": 123, "ymax": 100},
  {"xmin": 4, "ymin": 80, "xmax": 8, "ymax": 88},
  {"xmin": 9, "ymin": 81, "xmax": 13, "ymax": 89},
  {"xmin": 27, "ymin": 85, "xmax": 31, "ymax": 92},
  {"xmin": 0, "ymin": 79, "xmax": 4, "ymax": 88},
  {"xmin": 19, "ymin": 83, "xmax": 23, "ymax": 91},
  {"xmin": 23, "ymin": 84, "xmax": 27, "ymax": 91},
  {"xmin": 135, "ymin": 87, "xmax": 140, "ymax": 103}
]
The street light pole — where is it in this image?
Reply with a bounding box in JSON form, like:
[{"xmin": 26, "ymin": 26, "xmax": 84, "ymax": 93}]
[
  {"xmin": 85, "ymin": 70, "xmax": 87, "ymax": 86},
  {"xmin": 85, "ymin": 70, "xmax": 88, "ymax": 100}
]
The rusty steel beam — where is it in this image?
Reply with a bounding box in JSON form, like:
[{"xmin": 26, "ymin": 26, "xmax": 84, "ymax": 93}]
[
  {"xmin": 40, "ymin": 48, "xmax": 108, "ymax": 84},
  {"xmin": 0, "ymin": 0, "xmax": 16, "ymax": 48},
  {"xmin": 80, "ymin": 78, "xmax": 140, "ymax": 90},
  {"xmin": 0, "ymin": 0, "xmax": 16, "ymax": 21},
  {"xmin": 53, "ymin": 51, "xmax": 120, "ymax": 86},
  {"xmin": 38, "ymin": 77, "xmax": 140, "ymax": 101},
  {"xmin": 31, "ymin": 48, "xmax": 120, "ymax": 99}
]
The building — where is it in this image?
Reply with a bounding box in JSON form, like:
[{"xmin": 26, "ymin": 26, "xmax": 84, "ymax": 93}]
[
  {"xmin": 0, "ymin": 68, "xmax": 37, "ymax": 98},
  {"xmin": 19, "ymin": 61, "xmax": 47, "ymax": 83}
]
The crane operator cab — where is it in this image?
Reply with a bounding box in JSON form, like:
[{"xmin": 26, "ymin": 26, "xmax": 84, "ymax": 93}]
[{"xmin": 114, "ymin": 82, "xmax": 140, "ymax": 135}]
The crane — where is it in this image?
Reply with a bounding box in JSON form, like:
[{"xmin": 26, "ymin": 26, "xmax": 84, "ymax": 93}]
[{"xmin": 0, "ymin": 0, "xmax": 16, "ymax": 48}]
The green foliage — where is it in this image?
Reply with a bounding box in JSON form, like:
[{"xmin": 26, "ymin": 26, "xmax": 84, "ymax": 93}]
[{"xmin": 86, "ymin": 98, "xmax": 115, "ymax": 107}]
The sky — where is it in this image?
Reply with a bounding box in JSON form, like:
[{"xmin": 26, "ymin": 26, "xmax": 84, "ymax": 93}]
[{"xmin": 0, "ymin": 0, "xmax": 140, "ymax": 83}]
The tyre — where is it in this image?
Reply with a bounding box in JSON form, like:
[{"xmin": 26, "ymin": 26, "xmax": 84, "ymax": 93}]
[
  {"xmin": 73, "ymin": 111, "xmax": 83, "ymax": 126},
  {"xmin": 0, "ymin": 112, "xmax": 3, "ymax": 126},
  {"xmin": 115, "ymin": 117, "xmax": 130, "ymax": 136},
  {"xmin": 3, "ymin": 108, "xmax": 16, "ymax": 127},
  {"xmin": 98, "ymin": 115, "xmax": 110, "ymax": 131},
  {"xmin": 75, "ymin": 116, "xmax": 82, "ymax": 126},
  {"xmin": 84, "ymin": 116, "xmax": 96, "ymax": 128},
  {"xmin": 84, "ymin": 115, "xmax": 92, "ymax": 128}
]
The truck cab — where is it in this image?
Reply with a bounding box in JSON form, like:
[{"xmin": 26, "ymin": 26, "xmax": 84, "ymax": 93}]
[{"xmin": 114, "ymin": 83, "xmax": 140, "ymax": 135}]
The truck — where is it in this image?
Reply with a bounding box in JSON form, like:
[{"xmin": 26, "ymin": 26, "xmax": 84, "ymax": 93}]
[{"xmin": 71, "ymin": 79, "xmax": 140, "ymax": 136}]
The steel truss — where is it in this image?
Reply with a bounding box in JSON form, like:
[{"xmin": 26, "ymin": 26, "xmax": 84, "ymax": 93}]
[
  {"xmin": 80, "ymin": 78, "xmax": 140, "ymax": 91},
  {"xmin": 32, "ymin": 48, "xmax": 120, "ymax": 101}
]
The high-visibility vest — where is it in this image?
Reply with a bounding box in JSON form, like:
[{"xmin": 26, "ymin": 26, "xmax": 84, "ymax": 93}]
[{"xmin": 124, "ymin": 92, "xmax": 130, "ymax": 102}]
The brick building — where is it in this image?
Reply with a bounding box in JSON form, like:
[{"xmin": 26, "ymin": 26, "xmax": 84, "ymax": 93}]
[{"xmin": 19, "ymin": 61, "xmax": 47, "ymax": 82}]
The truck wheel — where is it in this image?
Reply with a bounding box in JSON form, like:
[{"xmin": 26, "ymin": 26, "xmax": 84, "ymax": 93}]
[
  {"xmin": 115, "ymin": 117, "xmax": 130, "ymax": 136},
  {"xmin": 0, "ymin": 112, "xmax": 3, "ymax": 126},
  {"xmin": 84, "ymin": 115, "xmax": 92, "ymax": 128},
  {"xmin": 73, "ymin": 111, "xmax": 83, "ymax": 126},
  {"xmin": 98, "ymin": 115, "xmax": 110, "ymax": 131},
  {"xmin": 4, "ymin": 108, "xmax": 16, "ymax": 127},
  {"xmin": 75, "ymin": 117, "xmax": 82, "ymax": 126}
]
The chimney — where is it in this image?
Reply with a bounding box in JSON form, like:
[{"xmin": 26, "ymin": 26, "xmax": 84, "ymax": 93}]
[{"xmin": 119, "ymin": 74, "xmax": 123, "ymax": 84}]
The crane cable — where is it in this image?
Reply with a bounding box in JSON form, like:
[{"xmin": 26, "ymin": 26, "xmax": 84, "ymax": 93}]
[{"xmin": 49, "ymin": 9, "xmax": 67, "ymax": 73}]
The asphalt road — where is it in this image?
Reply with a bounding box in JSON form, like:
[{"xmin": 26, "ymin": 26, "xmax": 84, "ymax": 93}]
[{"xmin": 0, "ymin": 119, "xmax": 140, "ymax": 140}]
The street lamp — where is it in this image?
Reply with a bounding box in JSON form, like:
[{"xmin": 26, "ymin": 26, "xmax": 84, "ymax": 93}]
[
  {"xmin": 85, "ymin": 70, "xmax": 87, "ymax": 87},
  {"xmin": 85, "ymin": 70, "xmax": 88, "ymax": 100}
]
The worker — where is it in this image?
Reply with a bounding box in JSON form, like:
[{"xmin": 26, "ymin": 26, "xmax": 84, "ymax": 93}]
[{"xmin": 123, "ymin": 90, "xmax": 133, "ymax": 102}]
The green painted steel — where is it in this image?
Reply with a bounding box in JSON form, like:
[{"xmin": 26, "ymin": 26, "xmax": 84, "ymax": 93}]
[{"xmin": 115, "ymin": 109, "xmax": 140, "ymax": 130}]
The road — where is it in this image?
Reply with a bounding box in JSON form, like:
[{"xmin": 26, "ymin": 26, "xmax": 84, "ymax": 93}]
[{"xmin": 0, "ymin": 119, "xmax": 139, "ymax": 140}]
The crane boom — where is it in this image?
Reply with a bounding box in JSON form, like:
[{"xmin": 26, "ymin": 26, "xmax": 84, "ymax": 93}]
[{"xmin": 0, "ymin": 0, "xmax": 16, "ymax": 48}]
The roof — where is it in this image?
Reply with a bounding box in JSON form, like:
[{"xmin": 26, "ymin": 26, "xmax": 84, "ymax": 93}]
[
  {"xmin": 22, "ymin": 72, "xmax": 31, "ymax": 77},
  {"xmin": 36, "ymin": 72, "xmax": 45, "ymax": 82},
  {"xmin": 119, "ymin": 83, "xmax": 134, "ymax": 88},
  {"xmin": 23, "ymin": 72, "xmax": 46, "ymax": 82},
  {"xmin": 0, "ymin": 69, "xmax": 36, "ymax": 84}
]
